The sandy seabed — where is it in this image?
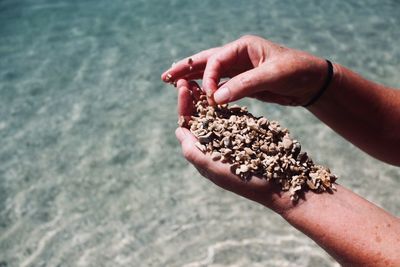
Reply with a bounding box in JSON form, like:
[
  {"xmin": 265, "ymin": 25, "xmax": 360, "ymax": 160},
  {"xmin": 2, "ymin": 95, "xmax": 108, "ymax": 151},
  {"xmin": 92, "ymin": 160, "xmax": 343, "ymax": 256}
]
[{"xmin": 0, "ymin": 0, "xmax": 399, "ymax": 266}]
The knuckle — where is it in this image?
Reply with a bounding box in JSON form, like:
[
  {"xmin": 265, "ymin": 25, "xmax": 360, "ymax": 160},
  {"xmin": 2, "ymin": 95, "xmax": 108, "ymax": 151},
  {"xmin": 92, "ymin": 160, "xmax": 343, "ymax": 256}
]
[
  {"xmin": 208, "ymin": 55, "xmax": 222, "ymax": 67},
  {"xmin": 239, "ymin": 34, "xmax": 256, "ymax": 42},
  {"xmin": 239, "ymin": 75, "xmax": 253, "ymax": 88}
]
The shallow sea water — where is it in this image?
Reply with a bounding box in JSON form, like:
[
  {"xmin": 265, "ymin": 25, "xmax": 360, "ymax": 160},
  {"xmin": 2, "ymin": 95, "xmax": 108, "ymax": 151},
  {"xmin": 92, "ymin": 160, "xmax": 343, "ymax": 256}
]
[{"xmin": 0, "ymin": 0, "xmax": 399, "ymax": 266}]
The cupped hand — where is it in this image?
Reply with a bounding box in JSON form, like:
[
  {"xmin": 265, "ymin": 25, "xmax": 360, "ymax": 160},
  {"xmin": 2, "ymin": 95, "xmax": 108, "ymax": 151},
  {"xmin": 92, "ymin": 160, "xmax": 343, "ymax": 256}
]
[
  {"xmin": 162, "ymin": 35, "xmax": 329, "ymax": 106},
  {"xmin": 174, "ymin": 79, "xmax": 297, "ymax": 214}
]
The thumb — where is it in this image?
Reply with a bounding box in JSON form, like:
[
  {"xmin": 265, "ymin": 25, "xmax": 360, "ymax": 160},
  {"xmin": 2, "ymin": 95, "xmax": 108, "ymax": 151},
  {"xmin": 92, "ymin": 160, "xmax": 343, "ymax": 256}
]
[{"xmin": 213, "ymin": 67, "xmax": 267, "ymax": 104}]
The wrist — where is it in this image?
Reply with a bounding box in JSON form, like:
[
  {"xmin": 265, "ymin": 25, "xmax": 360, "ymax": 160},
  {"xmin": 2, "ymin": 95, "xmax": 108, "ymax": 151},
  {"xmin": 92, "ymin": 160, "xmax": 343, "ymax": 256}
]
[
  {"xmin": 302, "ymin": 60, "xmax": 334, "ymax": 107},
  {"xmin": 287, "ymin": 55, "xmax": 329, "ymax": 106},
  {"xmin": 257, "ymin": 186, "xmax": 319, "ymax": 218},
  {"xmin": 306, "ymin": 62, "xmax": 343, "ymax": 110}
]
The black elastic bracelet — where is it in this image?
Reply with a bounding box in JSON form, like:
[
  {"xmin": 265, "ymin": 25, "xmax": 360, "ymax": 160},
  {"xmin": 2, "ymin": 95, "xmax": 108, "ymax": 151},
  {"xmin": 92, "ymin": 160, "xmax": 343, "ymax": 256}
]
[{"xmin": 303, "ymin": 59, "xmax": 334, "ymax": 107}]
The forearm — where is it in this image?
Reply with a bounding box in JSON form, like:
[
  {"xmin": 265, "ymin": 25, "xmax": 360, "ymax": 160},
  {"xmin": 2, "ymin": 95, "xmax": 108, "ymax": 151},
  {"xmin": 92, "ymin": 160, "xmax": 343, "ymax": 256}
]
[
  {"xmin": 266, "ymin": 185, "xmax": 400, "ymax": 266},
  {"xmin": 308, "ymin": 63, "xmax": 400, "ymax": 166}
]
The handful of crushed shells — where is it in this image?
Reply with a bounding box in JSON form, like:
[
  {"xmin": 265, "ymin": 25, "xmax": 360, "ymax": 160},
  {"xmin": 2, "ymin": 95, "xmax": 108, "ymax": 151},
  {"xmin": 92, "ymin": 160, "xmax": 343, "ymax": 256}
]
[{"xmin": 179, "ymin": 95, "xmax": 337, "ymax": 201}]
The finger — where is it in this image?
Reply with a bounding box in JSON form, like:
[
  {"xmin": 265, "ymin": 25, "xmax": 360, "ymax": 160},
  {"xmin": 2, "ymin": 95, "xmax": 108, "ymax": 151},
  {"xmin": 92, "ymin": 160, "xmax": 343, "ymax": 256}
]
[
  {"xmin": 175, "ymin": 127, "xmax": 188, "ymax": 144},
  {"xmin": 177, "ymin": 81, "xmax": 194, "ymax": 117},
  {"xmin": 181, "ymin": 68, "xmax": 245, "ymax": 84},
  {"xmin": 202, "ymin": 42, "xmax": 243, "ymax": 99},
  {"xmin": 161, "ymin": 47, "xmax": 220, "ymax": 83},
  {"xmin": 181, "ymin": 71, "xmax": 205, "ymax": 81},
  {"xmin": 213, "ymin": 66, "xmax": 268, "ymax": 104},
  {"xmin": 175, "ymin": 127, "xmax": 209, "ymax": 168},
  {"xmin": 174, "ymin": 128, "xmax": 239, "ymax": 186},
  {"xmin": 176, "ymin": 78, "xmax": 190, "ymax": 89}
]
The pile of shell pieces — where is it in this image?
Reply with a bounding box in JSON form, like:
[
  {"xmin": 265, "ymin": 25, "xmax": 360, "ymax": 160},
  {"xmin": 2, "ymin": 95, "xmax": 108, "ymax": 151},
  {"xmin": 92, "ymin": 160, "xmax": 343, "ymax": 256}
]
[{"xmin": 179, "ymin": 95, "xmax": 337, "ymax": 201}]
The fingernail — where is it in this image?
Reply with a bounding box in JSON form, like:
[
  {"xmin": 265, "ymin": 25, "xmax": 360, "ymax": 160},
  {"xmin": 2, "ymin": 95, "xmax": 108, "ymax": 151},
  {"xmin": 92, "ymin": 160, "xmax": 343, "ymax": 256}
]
[{"xmin": 213, "ymin": 87, "xmax": 230, "ymax": 103}]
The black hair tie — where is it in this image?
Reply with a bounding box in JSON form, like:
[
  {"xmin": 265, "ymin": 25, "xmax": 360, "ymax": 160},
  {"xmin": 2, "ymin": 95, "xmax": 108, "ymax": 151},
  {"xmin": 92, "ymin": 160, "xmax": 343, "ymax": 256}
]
[{"xmin": 303, "ymin": 59, "xmax": 334, "ymax": 107}]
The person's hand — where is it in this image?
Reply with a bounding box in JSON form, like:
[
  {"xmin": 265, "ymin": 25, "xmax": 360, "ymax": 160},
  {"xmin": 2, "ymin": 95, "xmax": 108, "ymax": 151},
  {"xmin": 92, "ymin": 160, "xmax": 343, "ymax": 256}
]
[
  {"xmin": 174, "ymin": 79, "xmax": 301, "ymax": 214},
  {"xmin": 162, "ymin": 35, "xmax": 329, "ymax": 106},
  {"xmin": 175, "ymin": 79, "xmax": 400, "ymax": 266}
]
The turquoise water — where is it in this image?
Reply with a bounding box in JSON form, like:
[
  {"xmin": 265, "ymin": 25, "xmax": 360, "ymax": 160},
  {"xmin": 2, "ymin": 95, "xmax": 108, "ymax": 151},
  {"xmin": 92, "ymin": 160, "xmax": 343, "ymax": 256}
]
[{"xmin": 1, "ymin": 0, "xmax": 399, "ymax": 266}]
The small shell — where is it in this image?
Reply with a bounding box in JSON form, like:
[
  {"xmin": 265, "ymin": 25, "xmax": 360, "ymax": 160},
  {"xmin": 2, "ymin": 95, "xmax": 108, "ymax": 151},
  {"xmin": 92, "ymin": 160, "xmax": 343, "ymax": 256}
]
[
  {"xmin": 282, "ymin": 135, "xmax": 293, "ymax": 150},
  {"xmin": 260, "ymin": 145, "xmax": 269, "ymax": 153},
  {"xmin": 221, "ymin": 156, "xmax": 228, "ymax": 163},
  {"xmin": 178, "ymin": 116, "xmax": 185, "ymax": 127},
  {"xmin": 228, "ymin": 104, "xmax": 242, "ymax": 112},
  {"xmin": 221, "ymin": 148, "xmax": 233, "ymax": 156},
  {"xmin": 306, "ymin": 179, "xmax": 317, "ymax": 190},
  {"xmin": 229, "ymin": 115, "xmax": 237, "ymax": 122},
  {"xmin": 212, "ymin": 140, "xmax": 220, "ymax": 148},
  {"xmin": 198, "ymin": 132, "xmax": 213, "ymax": 144},
  {"xmin": 240, "ymin": 165, "xmax": 249, "ymax": 173},
  {"xmin": 206, "ymin": 109, "xmax": 214, "ymax": 117},
  {"xmin": 257, "ymin": 117, "xmax": 268, "ymax": 126},
  {"xmin": 222, "ymin": 136, "xmax": 231, "ymax": 147},
  {"xmin": 222, "ymin": 131, "xmax": 232, "ymax": 137},
  {"xmin": 194, "ymin": 142, "xmax": 206, "ymax": 153},
  {"xmin": 211, "ymin": 151, "xmax": 221, "ymax": 161},
  {"xmin": 235, "ymin": 168, "xmax": 241, "ymax": 175},
  {"xmin": 244, "ymin": 147, "xmax": 254, "ymax": 156}
]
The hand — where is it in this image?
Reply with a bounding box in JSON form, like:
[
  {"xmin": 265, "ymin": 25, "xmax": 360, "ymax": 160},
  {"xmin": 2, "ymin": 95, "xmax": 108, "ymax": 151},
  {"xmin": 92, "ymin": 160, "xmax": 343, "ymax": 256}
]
[
  {"xmin": 162, "ymin": 35, "xmax": 329, "ymax": 106},
  {"xmin": 174, "ymin": 79, "xmax": 300, "ymax": 214}
]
